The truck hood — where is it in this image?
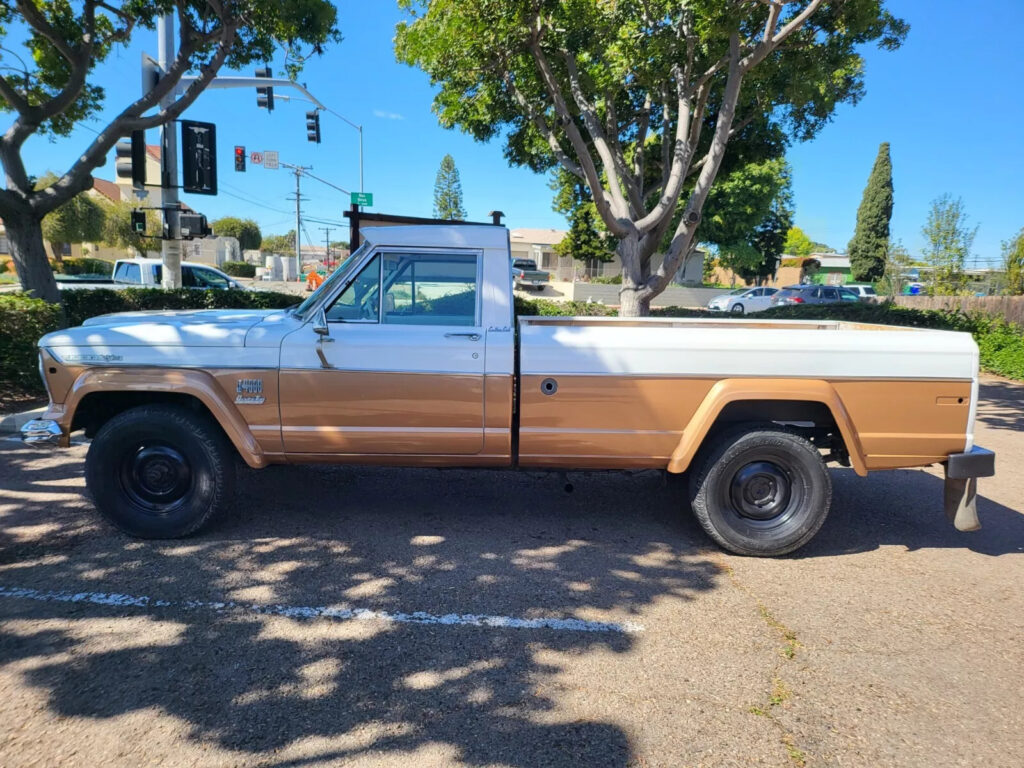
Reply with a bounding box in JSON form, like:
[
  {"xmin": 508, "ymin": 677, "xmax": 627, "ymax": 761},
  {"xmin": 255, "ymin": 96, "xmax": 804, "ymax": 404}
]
[{"xmin": 42, "ymin": 309, "xmax": 287, "ymax": 349}]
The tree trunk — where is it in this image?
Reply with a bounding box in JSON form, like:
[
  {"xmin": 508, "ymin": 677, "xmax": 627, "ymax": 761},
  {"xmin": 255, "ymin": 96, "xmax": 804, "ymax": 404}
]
[
  {"xmin": 617, "ymin": 234, "xmax": 652, "ymax": 317},
  {"xmin": 6, "ymin": 212, "xmax": 60, "ymax": 304},
  {"xmin": 49, "ymin": 242, "xmax": 64, "ymax": 264}
]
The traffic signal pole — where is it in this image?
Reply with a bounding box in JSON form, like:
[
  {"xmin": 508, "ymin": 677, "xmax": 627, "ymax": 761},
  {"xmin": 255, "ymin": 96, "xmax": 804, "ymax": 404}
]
[{"xmin": 158, "ymin": 13, "xmax": 183, "ymax": 289}]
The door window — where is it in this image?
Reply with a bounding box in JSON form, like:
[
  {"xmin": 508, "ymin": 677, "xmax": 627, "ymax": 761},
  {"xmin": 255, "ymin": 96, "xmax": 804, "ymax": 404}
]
[
  {"xmin": 381, "ymin": 252, "xmax": 478, "ymax": 326},
  {"xmin": 190, "ymin": 267, "xmax": 230, "ymax": 288},
  {"xmin": 821, "ymin": 287, "xmax": 839, "ymax": 300},
  {"xmin": 326, "ymin": 255, "xmax": 381, "ymax": 322}
]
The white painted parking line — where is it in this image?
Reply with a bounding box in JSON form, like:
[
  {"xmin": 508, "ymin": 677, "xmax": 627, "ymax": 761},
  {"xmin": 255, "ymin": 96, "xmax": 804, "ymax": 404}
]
[{"xmin": 0, "ymin": 585, "xmax": 644, "ymax": 634}]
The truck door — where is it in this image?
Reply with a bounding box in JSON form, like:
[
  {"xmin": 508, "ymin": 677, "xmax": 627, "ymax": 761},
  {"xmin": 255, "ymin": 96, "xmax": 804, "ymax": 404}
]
[{"xmin": 278, "ymin": 249, "xmax": 486, "ymax": 455}]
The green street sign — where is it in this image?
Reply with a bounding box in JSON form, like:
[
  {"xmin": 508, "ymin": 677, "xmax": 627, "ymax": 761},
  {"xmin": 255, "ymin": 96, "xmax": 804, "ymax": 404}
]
[{"xmin": 351, "ymin": 192, "xmax": 373, "ymax": 206}]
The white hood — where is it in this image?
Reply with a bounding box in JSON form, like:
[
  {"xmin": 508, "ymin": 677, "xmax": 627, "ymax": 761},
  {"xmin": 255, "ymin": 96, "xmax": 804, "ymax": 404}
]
[{"xmin": 40, "ymin": 309, "xmax": 292, "ymax": 368}]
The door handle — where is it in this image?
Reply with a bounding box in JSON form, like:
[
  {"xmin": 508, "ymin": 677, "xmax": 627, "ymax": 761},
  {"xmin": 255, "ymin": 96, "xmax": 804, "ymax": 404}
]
[{"xmin": 445, "ymin": 332, "xmax": 481, "ymax": 341}]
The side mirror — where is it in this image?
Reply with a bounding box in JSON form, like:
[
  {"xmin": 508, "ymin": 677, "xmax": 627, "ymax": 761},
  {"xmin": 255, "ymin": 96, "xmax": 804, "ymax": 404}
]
[{"xmin": 312, "ymin": 308, "xmax": 330, "ymax": 337}]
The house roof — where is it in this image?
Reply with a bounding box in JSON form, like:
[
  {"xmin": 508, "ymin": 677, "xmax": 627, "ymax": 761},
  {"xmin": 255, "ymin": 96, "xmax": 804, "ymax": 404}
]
[
  {"xmin": 509, "ymin": 227, "xmax": 567, "ymax": 246},
  {"xmin": 146, "ymin": 144, "xmax": 161, "ymax": 161},
  {"xmin": 91, "ymin": 177, "xmax": 121, "ymax": 203}
]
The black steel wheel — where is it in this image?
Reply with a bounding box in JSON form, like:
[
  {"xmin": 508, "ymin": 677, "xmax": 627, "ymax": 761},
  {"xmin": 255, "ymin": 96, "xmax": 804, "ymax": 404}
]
[
  {"xmin": 86, "ymin": 404, "xmax": 235, "ymax": 538},
  {"xmin": 688, "ymin": 425, "xmax": 831, "ymax": 556}
]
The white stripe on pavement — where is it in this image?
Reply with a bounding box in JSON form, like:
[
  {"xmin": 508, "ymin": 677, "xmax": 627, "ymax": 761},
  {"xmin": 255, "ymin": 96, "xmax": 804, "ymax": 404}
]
[{"xmin": 0, "ymin": 585, "xmax": 644, "ymax": 634}]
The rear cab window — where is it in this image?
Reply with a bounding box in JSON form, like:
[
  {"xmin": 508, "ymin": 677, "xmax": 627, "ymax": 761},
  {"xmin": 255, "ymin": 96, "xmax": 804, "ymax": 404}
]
[{"xmin": 113, "ymin": 262, "xmax": 141, "ymax": 284}]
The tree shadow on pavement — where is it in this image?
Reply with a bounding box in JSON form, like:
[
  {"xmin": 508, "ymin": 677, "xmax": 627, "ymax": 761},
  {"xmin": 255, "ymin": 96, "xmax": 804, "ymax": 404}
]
[
  {"xmin": 798, "ymin": 467, "xmax": 1024, "ymax": 558},
  {"xmin": 976, "ymin": 380, "xmax": 1024, "ymax": 433},
  {"xmin": 0, "ymin": 446, "xmax": 721, "ymax": 766}
]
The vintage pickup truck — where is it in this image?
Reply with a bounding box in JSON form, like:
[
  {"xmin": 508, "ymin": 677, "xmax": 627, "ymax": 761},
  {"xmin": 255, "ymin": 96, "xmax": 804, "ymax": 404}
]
[{"xmin": 23, "ymin": 225, "xmax": 995, "ymax": 556}]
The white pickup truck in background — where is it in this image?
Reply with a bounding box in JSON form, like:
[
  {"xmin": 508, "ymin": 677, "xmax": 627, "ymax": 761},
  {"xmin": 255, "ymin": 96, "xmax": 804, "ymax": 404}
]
[{"xmin": 55, "ymin": 258, "xmax": 248, "ymax": 291}]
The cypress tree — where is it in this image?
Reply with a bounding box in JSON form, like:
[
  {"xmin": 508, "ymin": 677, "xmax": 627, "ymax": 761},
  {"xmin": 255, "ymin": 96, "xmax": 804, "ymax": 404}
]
[
  {"xmin": 433, "ymin": 154, "xmax": 467, "ymax": 220},
  {"xmin": 847, "ymin": 142, "xmax": 893, "ymax": 282}
]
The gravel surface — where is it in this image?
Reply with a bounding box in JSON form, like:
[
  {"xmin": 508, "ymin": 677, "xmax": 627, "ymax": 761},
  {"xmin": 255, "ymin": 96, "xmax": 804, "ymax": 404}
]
[{"xmin": 0, "ymin": 378, "xmax": 1022, "ymax": 767}]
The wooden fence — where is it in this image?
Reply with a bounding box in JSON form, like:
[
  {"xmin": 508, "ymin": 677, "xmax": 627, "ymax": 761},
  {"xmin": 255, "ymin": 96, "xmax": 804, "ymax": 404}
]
[{"xmin": 892, "ymin": 296, "xmax": 1024, "ymax": 326}]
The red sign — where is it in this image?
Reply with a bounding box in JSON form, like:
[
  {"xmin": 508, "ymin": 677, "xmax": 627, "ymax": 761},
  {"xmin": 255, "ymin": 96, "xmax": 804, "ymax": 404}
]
[{"xmin": 250, "ymin": 151, "xmax": 264, "ymax": 165}]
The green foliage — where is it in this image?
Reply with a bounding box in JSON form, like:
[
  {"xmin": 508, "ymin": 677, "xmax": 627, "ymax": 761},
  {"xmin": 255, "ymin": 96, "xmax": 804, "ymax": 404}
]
[
  {"xmin": 433, "ymin": 154, "xmax": 466, "ymax": 220},
  {"xmin": 36, "ymin": 173, "xmax": 106, "ymax": 257},
  {"xmin": 556, "ymin": 205, "xmax": 613, "ymax": 265},
  {"xmin": 262, "ymin": 232, "xmax": 296, "ymax": 255},
  {"xmin": 784, "ymin": 227, "xmax": 815, "ymax": 256},
  {"xmin": 848, "ymin": 142, "xmax": 893, "ymax": 282},
  {"xmin": 49, "ymin": 257, "xmax": 113, "ymax": 276},
  {"xmin": 1002, "ymin": 229, "xmax": 1024, "ymax": 296},
  {"xmin": 922, "ymin": 194, "xmax": 977, "ymax": 295},
  {"xmin": 513, "ymin": 296, "xmax": 616, "ymax": 317},
  {"xmin": 62, "ymin": 288, "xmax": 298, "ymax": 328},
  {"xmin": 211, "ymin": 217, "xmax": 263, "ymax": 251},
  {"xmin": 101, "ymin": 201, "xmax": 160, "ymax": 256},
  {"xmin": 221, "ymin": 261, "xmax": 257, "ymax": 278},
  {"xmin": 878, "ymin": 239, "xmax": 913, "ymax": 296},
  {"xmin": 0, "ymin": 293, "xmax": 63, "ymax": 393}
]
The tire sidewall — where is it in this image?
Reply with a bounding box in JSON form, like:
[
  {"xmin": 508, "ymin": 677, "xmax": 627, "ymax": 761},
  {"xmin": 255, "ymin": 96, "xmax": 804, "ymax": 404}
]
[
  {"xmin": 690, "ymin": 429, "xmax": 831, "ymax": 556},
  {"xmin": 86, "ymin": 406, "xmax": 228, "ymax": 538}
]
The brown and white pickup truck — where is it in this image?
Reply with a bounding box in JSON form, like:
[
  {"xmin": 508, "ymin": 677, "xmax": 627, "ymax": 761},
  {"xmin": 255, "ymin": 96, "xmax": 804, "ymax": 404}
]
[{"xmin": 24, "ymin": 225, "xmax": 995, "ymax": 556}]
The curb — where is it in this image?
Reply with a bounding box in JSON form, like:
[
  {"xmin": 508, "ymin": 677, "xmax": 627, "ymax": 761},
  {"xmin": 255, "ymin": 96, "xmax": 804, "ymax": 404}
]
[{"xmin": 0, "ymin": 407, "xmax": 46, "ymax": 437}]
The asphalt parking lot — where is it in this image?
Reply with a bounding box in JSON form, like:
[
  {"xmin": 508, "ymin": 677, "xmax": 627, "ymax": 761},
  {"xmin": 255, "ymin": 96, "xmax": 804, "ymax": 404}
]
[{"xmin": 1, "ymin": 378, "xmax": 1022, "ymax": 767}]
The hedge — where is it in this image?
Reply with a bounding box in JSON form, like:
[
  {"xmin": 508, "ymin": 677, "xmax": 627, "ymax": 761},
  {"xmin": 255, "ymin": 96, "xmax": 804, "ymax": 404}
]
[
  {"xmin": 221, "ymin": 261, "xmax": 257, "ymax": 278},
  {"xmin": 0, "ymin": 294, "xmax": 63, "ymax": 394},
  {"xmin": 63, "ymin": 287, "xmax": 298, "ymax": 327},
  {"xmin": 50, "ymin": 257, "xmax": 114, "ymax": 276}
]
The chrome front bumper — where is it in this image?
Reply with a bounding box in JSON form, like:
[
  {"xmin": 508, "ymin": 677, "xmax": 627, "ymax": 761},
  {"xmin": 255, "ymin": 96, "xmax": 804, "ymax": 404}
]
[{"xmin": 20, "ymin": 419, "xmax": 63, "ymax": 447}]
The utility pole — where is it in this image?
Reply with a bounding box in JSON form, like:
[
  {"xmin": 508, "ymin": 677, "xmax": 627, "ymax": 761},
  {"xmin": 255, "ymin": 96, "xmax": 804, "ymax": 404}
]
[
  {"xmin": 321, "ymin": 227, "xmax": 333, "ymax": 270},
  {"xmin": 283, "ymin": 162, "xmax": 311, "ymax": 280},
  {"xmin": 158, "ymin": 13, "xmax": 182, "ymax": 288}
]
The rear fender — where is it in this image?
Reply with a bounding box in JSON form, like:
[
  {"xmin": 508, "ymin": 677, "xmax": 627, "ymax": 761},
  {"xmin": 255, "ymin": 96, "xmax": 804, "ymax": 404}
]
[{"xmin": 666, "ymin": 378, "xmax": 868, "ymax": 476}]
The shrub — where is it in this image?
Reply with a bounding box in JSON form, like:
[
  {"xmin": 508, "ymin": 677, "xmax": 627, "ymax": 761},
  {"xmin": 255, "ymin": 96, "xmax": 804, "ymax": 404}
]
[
  {"xmin": 0, "ymin": 293, "xmax": 63, "ymax": 395},
  {"xmin": 50, "ymin": 257, "xmax": 114, "ymax": 276},
  {"xmin": 514, "ymin": 296, "xmax": 617, "ymax": 316},
  {"xmin": 62, "ymin": 288, "xmax": 298, "ymax": 327},
  {"xmin": 221, "ymin": 261, "xmax": 257, "ymax": 278},
  {"xmin": 588, "ymin": 274, "xmax": 622, "ymax": 284}
]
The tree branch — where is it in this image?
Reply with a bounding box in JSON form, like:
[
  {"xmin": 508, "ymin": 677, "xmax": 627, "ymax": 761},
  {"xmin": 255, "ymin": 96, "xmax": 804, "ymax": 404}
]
[
  {"xmin": 504, "ymin": 74, "xmax": 583, "ymax": 179},
  {"xmin": 739, "ymin": 0, "xmax": 826, "ymax": 72}
]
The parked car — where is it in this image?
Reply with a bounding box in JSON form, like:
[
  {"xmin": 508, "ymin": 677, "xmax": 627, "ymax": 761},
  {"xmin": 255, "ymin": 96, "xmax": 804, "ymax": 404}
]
[
  {"xmin": 56, "ymin": 258, "xmax": 249, "ymax": 291},
  {"xmin": 510, "ymin": 258, "xmax": 550, "ymax": 291},
  {"xmin": 707, "ymin": 286, "xmax": 778, "ymax": 315},
  {"xmin": 24, "ymin": 223, "xmax": 995, "ymax": 557},
  {"xmin": 844, "ymin": 284, "xmax": 879, "ymax": 303},
  {"xmin": 771, "ymin": 284, "xmax": 859, "ymax": 307}
]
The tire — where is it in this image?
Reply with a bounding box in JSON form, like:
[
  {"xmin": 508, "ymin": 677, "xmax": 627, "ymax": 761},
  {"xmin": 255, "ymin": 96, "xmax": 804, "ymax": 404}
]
[
  {"xmin": 688, "ymin": 425, "xmax": 831, "ymax": 556},
  {"xmin": 85, "ymin": 404, "xmax": 235, "ymax": 538},
  {"xmin": 730, "ymin": 303, "xmax": 745, "ymax": 315}
]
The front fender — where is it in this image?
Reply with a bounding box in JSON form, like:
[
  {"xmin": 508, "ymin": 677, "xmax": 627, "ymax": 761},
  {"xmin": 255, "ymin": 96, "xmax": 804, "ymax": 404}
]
[
  {"xmin": 665, "ymin": 378, "xmax": 868, "ymax": 477},
  {"xmin": 49, "ymin": 367, "xmax": 268, "ymax": 468}
]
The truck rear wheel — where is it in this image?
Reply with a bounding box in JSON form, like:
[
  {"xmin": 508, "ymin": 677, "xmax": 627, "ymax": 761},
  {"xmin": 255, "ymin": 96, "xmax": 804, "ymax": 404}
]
[
  {"xmin": 688, "ymin": 425, "xmax": 831, "ymax": 556},
  {"xmin": 85, "ymin": 404, "xmax": 235, "ymax": 538}
]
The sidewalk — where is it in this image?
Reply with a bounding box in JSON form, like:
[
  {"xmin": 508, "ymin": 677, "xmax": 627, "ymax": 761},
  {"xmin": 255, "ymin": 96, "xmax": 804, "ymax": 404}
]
[{"xmin": 0, "ymin": 406, "xmax": 46, "ymax": 436}]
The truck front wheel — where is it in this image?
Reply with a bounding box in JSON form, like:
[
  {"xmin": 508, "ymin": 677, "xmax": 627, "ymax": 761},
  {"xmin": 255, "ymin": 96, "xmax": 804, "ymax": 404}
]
[
  {"xmin": 85, "ymin": 404, "xmax": 235, "ymax": 538},
  {"xmin": 688, "ymin": 425, "xmax": 831, "ymax": 556}
]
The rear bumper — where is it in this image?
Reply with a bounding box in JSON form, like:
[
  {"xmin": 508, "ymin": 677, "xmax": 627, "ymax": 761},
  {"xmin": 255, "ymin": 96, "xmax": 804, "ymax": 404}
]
[
  {"xmin": 20, "ymin": 418, "xmax": 63, "ymax": 448},
  {"xmin": 943, "ymin": 446, "xmax": 995, "ymax": 532}
]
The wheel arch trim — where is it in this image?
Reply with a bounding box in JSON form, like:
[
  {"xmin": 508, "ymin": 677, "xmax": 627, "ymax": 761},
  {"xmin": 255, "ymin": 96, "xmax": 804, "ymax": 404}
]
[
  {"xmin": 57, "ymin": 367, "xmax": 267, "ymax": 468},
  {"xmin": 666, "ymin": 378, "xmax": 867, "ymax": 477}
]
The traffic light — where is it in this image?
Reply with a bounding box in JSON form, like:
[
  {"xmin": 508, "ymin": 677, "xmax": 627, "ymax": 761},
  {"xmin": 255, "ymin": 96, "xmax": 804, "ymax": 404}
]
[
  {"xmin": 234, "ymin": 145, "xmax": 246, "ymax": 172},
  {"xmin": 114, "ymin": 130, "xmax": 146, "ymax": 188},
  {"xmin": 255, "ymin": 67, "xmax": 274, "ymax": 111},
  {"xmin": 179, "ymin": 213, "xmax": 210, "ymax": 239},
  {"xmin": 130, "ymin": 210, "xmax": 146, "ymax": 234},
  {"xmin": 306, "ymin": 110, "xmax": 321, "ymax": 143}
]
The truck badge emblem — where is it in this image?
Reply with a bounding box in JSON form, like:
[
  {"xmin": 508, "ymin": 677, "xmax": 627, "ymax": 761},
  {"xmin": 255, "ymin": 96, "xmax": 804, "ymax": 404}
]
[{"xmin": 235, "ymin": 378, "xmax": 265, "ymax": 405}]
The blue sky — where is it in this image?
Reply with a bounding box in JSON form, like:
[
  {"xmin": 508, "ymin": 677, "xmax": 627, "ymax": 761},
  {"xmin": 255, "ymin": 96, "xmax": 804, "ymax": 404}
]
[{"xmin": 13, "ymin": 0, "xmax": 1024, "ymax": 263}]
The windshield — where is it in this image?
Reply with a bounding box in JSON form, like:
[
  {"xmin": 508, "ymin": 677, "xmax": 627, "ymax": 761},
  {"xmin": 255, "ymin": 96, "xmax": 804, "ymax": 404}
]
[
  {"xmin": 729, "ymin": 288, "xmax": 747, "ymax": 295},
  {"xmin": 293, "ymin": 243, "xmax": 370, "ymax": 317}
]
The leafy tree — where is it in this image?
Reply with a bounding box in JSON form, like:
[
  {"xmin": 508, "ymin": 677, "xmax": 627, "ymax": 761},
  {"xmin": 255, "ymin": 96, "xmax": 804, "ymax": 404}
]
[
  {"xmin": 551, "ymin": 173, "xmax": 614, "ymax": 267},
  {"xmin": 745, "ymin": 173, "xmax": 794, "ymax": 284},
  {"xmin": 211, "ymin": 217, "xmax": 262, "ymax": 251},
  {"xmin": 397, "ymin": 0, "xmax": 907, "ymax": 315},
  {"xmin": 262, "ymin": 231, "xmax": 296, "ymax": 255},
  {"xmin": 1002, "ymin": 228, "xmax": 1024, "ymax": 296},
  {"xmin": 35, "ymin": 172, "xmax": 105, "ymax": 263},
  {"xmin": 879, "ymin": 239, "xmax": 913, "ymax": 296},
  {"xmin": 330, "ymin": 240, "xmax": 349, "ymax": 250},
  {"xmin": 101, "ymin": 201, "xmax": 161, "ymax": 257},
  {"xmin": 433, "ymin": 154, "xmax": 466, "ymax": 220},
  {"xmin": 922, "ymin": 194, "xmax": 977, "ymax": 295},
  {"xmin": 784, "ymin": 227, "xmax": 815, "ymax": 257},
  {"xmin": 0, "ymin": 1, "xmax": 340, "ymax": 303},
  {"xmin": 848, "ymin": 142, "xmax": 893, "ymax": 281}
]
